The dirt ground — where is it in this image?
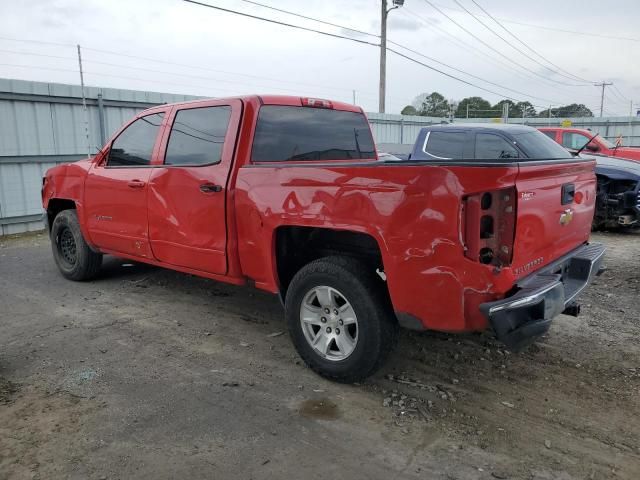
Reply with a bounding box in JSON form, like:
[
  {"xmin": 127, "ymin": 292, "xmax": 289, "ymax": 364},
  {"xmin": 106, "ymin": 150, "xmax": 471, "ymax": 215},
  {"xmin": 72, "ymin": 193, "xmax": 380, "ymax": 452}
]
[{"xmin": 0, "ymin": 230, "xmax": 638, "ymax": 480}]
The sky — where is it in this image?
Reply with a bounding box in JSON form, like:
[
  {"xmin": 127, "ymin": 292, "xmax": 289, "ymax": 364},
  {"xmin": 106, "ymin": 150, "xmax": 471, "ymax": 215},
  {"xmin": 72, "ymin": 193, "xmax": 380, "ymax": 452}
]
[{"xmin": 0, "ymin": 0, "xmax": 639, "ymax": 116}]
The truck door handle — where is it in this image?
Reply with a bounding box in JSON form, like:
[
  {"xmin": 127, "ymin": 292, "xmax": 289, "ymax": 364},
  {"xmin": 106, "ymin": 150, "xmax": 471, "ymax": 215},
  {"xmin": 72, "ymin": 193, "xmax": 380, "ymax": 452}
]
[
  {"xmin": 200, "ymin": 183, "xmax": 222, "ymax": 193},
  {"xmin": 127, "ymin": 180, "xmax": 146, "ymax": 188},
  {"xmin": 561, "ymin": 183, "xmax": 575, "ymax": 205}
]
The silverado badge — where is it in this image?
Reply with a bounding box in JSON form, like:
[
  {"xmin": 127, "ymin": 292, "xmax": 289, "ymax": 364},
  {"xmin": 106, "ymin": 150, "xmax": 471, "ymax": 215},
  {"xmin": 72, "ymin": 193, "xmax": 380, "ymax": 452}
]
[{"xmin": 559, "ymin": 208, "xmax": 574, "ymax": 226}]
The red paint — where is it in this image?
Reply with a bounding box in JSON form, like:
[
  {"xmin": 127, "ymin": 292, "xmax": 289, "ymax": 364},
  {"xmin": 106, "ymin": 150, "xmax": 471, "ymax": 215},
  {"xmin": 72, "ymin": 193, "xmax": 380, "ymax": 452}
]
[
  {"xmin": 43, "ymin": 96, "xmax": 597, "ymax": 335},
  {"xmin": 539, "ymin": 127, "xmax": 640, "ymax": 161}
]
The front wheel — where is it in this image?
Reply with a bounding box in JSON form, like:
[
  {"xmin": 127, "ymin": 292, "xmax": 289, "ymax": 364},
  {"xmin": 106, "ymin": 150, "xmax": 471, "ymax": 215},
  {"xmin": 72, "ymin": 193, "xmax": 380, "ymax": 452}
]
[
  {"xmin": 50, "ymin": 209, "xmax": 102, "ymax": 281},
  {"xmin": 285, "ymin": 256, "xmax": 398, "ymax": 383}
]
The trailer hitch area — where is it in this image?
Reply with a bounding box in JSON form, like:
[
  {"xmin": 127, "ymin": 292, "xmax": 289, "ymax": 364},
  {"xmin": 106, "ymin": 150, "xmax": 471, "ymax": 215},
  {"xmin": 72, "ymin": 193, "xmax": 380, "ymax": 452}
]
[{"xmin": 562, "ymin": 302, "xmax": 581, "ymax": 317}]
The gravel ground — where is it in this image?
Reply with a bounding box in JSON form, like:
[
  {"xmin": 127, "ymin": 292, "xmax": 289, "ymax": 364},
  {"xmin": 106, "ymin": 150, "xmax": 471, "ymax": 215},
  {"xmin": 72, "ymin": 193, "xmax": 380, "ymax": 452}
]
[{"xmin": 0, "ymin": 230, "xmax": 639, "ymax": 480}]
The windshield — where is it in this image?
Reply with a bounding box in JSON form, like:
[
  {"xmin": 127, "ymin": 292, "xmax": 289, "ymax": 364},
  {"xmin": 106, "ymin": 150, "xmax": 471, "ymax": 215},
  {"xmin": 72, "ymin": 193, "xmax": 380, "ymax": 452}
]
[{"xmin": 513, "ymin": 130, "xmax": 573, "ymax": 159}]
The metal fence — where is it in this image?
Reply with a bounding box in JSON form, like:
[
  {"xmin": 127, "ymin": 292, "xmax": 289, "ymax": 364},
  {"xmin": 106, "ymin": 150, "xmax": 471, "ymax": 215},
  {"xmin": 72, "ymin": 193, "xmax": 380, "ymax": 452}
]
[{"xmin": 2, "ymin": 77, "xmax": 640, "ymax": 235}]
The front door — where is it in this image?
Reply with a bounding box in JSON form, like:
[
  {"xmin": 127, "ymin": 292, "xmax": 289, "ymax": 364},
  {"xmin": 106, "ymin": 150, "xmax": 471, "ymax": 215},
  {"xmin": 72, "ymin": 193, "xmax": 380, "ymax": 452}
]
[
  {"xmin": 84, "ymin": 111, "xmax": 166, "ymax": 258},
  {"xmin": 147, "ymin": 100, "xmax": 242, "ymax": 274}
]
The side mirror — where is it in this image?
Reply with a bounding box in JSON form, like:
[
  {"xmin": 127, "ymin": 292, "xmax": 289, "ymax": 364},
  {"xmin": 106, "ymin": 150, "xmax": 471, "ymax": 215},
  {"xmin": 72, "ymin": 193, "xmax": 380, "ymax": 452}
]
[{"xmin": 585, "ymin": 143, "xmax": 599, "ymax": 152}]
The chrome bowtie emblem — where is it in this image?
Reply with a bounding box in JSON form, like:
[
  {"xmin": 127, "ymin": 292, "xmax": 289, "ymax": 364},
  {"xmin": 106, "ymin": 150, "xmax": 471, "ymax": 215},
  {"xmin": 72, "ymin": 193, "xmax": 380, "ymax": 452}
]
[{"xmin": 559, "ymin": 208, "xmax": 574, "ymax": 226}]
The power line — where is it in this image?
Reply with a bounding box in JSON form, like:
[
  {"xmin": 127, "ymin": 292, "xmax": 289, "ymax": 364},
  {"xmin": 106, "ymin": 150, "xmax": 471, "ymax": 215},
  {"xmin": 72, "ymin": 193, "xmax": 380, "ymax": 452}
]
[
  {"xmin": 386, "ymin": 47, "xmax": 548, "ymax": 109},
  {"xmin": 447, "ymin": 0, "xmax": 589, "ymax": 87},
  {"xmin": 399, "ymin": 7, "xmax": 573, "ymax": 93},
  {"xmin": 179, "ymin": 0, "xmax": 556, "ymax": 107},
  {"xmin": 386, "ymin": 40, "xmax": 562, "ymax": 105},
  {"xmin": 82, "ymin": 58, "xmax": 361, "ymax": 97},
  {"xmin": 0, "ymin": 7, "xmax": 614, "ymax": 114},
  {"xmin": 610, "ymin": 84, "xmax": 631, "ymax": 103},
  {"xmin": 0, "ymin": 48, "xmax": 75, "ymax": 61},
  {"xmin": 180, "ymin": 0, "xmax": 572, "ymax": 107},
  {"xmin": 234, "ymin": 0, "xmax": 379, "ymax": 38},
  {"xmin": 0, "ymin": 36, "xmax": 74, "ymax": 47},
  {"xmin": 0, "ymin": 45, "xmax": 374, "ymax": 95},
  {"xmin": 181, "ymin": 0, "xmax": 379, "ymax": 47},
  {"xmin": 427, "ymin": 2, "xmax": 640, "ymax": 43},
  {"xmin": 80, "ymin": 48, "xmax": 380, "ymax": 95},
  {"xmin": 468, "ymin": 0, "xmax": 596, "ymax": 84},
  {"xmin": 0, "ymin": 62, "xmax": 254, "ymax": 96}
]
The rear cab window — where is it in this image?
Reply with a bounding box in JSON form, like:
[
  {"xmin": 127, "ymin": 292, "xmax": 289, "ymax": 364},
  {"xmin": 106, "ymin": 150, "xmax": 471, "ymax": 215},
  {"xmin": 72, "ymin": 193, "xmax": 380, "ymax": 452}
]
[
  {"xmin": 423, "ymin": 131, "xmax": 467, "ymax": 159},
  {"xmin": 164, "ymin": 106, "xmax": 231, "ymax": 166},
  {"xmin": 475, "ymin": 133, "xmax": 519, "ymax": 159},
  {"xmin": 251, "ymin": 105, "xmax": 375, "ymax": 162}
]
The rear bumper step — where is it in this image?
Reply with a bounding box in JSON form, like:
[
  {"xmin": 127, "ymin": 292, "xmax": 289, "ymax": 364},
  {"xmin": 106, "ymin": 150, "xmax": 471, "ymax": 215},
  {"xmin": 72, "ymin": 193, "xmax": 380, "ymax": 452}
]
[{"xmin": 480, "ymin": 242, "xmax": 605, "ymax": 351}]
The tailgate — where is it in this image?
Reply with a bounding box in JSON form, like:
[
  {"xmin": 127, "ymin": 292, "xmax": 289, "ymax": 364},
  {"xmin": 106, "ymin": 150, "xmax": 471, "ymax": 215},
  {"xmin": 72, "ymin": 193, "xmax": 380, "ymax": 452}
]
[{"xmin": 511, "ymin": 160, "xmax": 596, "ymax": 277}]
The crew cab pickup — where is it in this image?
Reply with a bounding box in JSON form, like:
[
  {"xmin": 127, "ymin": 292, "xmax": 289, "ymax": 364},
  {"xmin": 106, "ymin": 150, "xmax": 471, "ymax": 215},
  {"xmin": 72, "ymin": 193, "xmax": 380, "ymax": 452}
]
[
  {"xmin": 42, "ymin": 99, "xmax": 604, "ymax": 382},
  {"xmin": 539, "ymin": 126, "xmax": 640, "ymax": 161}
]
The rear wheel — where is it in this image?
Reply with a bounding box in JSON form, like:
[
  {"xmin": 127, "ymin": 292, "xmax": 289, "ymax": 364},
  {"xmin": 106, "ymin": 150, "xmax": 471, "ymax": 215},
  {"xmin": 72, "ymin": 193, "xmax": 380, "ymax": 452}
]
[
  {"xmin": 285, "ymin": 256, "xmax": 398, "ymax": 383},
  {"xmin": 51, "ymin": 209, "xmax": 102, "ymax": 281}
]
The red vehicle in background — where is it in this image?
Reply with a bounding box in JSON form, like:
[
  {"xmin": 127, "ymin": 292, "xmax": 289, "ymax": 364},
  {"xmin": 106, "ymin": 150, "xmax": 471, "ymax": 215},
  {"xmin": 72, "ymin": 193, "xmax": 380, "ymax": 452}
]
[
  {"xmin": 539, "ymin": 127, "xmax": 640, "ymax": 161},
  {"xmin": 42, "ymin": 97, "xmax": 604, "ymax": 382}
]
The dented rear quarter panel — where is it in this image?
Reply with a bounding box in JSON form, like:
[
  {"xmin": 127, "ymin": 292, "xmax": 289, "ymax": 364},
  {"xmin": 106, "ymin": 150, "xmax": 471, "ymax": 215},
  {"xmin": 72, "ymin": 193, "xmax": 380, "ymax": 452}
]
[{"xmin": 235, "ymin": 162, "xmax": 522, "ymax": 332}]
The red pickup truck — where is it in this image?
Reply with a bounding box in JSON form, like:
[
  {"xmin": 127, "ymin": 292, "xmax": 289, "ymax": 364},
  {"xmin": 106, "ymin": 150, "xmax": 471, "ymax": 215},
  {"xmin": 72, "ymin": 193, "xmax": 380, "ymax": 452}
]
[
  {"xmin": 539, "ymin": 127, "xmax": 640, "ymax": 161},
  {"xmin": 42, "ymin": 97, "xmax": 604, "ymax": 382}
]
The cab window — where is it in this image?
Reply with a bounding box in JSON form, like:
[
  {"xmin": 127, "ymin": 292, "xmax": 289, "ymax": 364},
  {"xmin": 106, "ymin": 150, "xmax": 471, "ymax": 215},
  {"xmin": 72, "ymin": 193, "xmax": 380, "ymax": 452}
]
[
  {"xmin": 107, "ymin": 113, "xmax": 164, "ymax": 167},
  {"xmin": 475, "ymin": 133, "xmax": 519, "ymax": 159},
  {"xmin": 164, "ymin": 106, "xmax": 231, "ymax": 166},
  {"xmin": 541, "ymin": 131, "xmax": 556, "ymax": 140},
  {"xmin": 252, "ymin": 106, "xmax": 375, "ymax": 162},
  {"xmin": 423, "ymin": 131, "xmax": 466, "ymax": 159},
  {"xmin": 562, "ymin": 132, "xmax": 590, "ymax": 149}
]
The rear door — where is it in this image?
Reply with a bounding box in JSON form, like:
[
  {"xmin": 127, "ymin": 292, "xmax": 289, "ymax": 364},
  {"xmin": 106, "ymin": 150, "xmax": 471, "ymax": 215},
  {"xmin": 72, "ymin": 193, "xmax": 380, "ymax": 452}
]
[
  {"xmin": 84, "ymin": 111, "xmax": 166, "ymax": 257},
  {"xmin": 147, "ymin": 100, "xmax": 242, "ymax": 274}
]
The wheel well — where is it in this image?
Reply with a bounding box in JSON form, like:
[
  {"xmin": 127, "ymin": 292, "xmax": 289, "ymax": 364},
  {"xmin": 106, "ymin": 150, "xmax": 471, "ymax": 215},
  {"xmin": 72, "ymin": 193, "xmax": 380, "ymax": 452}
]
[
  {"xmin": 47, "ymin": 199, "xmax": 76, "ymax": 231},
  {"xmin": 275, "ymin": 226, "xmax": 385, "ymax": 296}
]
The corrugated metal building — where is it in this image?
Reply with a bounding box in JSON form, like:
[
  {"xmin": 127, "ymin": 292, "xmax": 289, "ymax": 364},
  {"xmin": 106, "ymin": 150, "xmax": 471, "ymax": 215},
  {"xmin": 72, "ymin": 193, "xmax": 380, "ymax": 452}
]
[{"xmin": 2, "ymin": 77, "xmax": 640, "ymax": 235}]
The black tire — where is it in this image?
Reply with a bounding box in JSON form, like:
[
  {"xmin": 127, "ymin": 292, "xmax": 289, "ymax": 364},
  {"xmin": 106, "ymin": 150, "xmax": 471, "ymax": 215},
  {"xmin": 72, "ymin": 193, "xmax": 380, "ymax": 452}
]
[
  {"xmin": 285, "ymin": 256, "xmax": 398, "ymax": 383},
  {"xmin": 50, "ymin": 209, "xmax": 102, "ymax": 281}
]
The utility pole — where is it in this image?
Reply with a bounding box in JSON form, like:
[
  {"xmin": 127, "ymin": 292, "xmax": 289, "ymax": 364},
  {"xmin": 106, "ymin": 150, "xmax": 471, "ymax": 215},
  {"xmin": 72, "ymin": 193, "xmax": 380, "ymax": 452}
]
[
  {"xmin": 548, "ymin": 105, "xmax": 552, "ymax": 125},
  {"xmin": 594, "ymin": 81, "xmax": 613, "ymax": 117},
  {"xmin": 352, "ymin": 90, "xmax": 356, "ymax": 105},
  {"xmin": 466, "ymin": 103, "xmax": 469, "ymax": 119},
  {"xmin": 77, "ymin": 44, "xmax": 90, "ymax": 157},
  {"xmin": 379, "ymin": 0, "xmax": 404, "ymax": 113}
]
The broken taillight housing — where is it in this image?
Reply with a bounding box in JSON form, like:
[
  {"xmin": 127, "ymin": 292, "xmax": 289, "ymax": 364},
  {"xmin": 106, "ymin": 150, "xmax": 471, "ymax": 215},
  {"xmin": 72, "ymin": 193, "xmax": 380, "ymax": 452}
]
[{"xmin": 463, "ymin": 187, "xmax": 516, "ymax": 267}]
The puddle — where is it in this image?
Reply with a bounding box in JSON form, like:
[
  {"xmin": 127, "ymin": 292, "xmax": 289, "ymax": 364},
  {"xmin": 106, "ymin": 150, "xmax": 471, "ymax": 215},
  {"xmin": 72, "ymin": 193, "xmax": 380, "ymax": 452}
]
[{"xmin": 299, "ymin": 398, "xmax": 340, "ymax": 420}]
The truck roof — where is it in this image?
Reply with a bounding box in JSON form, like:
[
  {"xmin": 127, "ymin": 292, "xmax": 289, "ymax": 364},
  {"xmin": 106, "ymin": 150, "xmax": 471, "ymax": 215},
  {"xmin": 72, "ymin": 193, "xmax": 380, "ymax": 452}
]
[
  {"xmin": 426, "ymin": 123, "xmax": 536, "ymax": 134},
  {"xmin": 138, "ymin": 95, "xmax": 362, "ymax": 114},
  {"xmin": 538, "ymin": 126, "xmax": 593, "ymax": 134}
]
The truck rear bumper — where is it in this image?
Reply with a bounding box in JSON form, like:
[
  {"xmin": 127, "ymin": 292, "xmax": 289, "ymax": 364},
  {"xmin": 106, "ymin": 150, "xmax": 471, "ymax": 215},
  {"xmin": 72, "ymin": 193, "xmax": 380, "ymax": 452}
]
[{"xmin": 480, "ymin": 242, "xmax": 605, "ymax": 351}]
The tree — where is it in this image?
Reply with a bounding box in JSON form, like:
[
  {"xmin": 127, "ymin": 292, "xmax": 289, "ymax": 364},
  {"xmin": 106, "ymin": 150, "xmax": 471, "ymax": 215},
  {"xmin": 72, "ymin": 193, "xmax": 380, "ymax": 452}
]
[
  {"xmin": 401, "ymin": 105, "xmax": 418, "ymax": 115},
  {"xmin": 538, "ymin": 104, "xmax": 593, "ymax": 118},
  {"xmin": 493, "ymin": 99, "xmax": 517, "ymax": 118},
  {"xmin": 411, "ymin": 91, "xmax": 450, "ymax": 117},
  {"xmin": 515, "ymin": 101, "xmax": 536, "ymax": 118},
  {"xmin": 455, "ymin": 96, "xmax": 494, "ymax": 118}
]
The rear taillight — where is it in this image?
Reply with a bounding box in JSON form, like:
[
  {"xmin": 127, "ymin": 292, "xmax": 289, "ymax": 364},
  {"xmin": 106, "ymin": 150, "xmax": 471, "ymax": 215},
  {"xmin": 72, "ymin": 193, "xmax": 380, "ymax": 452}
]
[
  {"xmin": 463, "ymin": 187, "xmax": 516, "ymax": 267},
  {"xmin": 301, "ymin": 97, "xmax": 333, "ymax": 109}
]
